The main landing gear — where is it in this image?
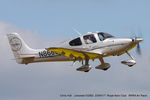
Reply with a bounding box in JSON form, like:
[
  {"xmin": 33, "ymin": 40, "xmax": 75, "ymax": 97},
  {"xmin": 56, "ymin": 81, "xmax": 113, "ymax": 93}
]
[
  {"xmin": 76, "ymin": 56, "xmax": 111, "ymax": 72},
  {"xmin": 76, "ymin": 56, "xmax": 91, "ymax": 72},
  {"xmin": 95, "ymin": 57, "xmax": 111, "ymax": 71}
]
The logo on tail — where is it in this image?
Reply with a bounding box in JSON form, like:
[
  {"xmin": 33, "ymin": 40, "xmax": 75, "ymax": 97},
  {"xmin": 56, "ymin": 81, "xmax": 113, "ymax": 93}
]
[{"xmin": 10, "ymin": 37, "xmax": 22, "ymax": 51}]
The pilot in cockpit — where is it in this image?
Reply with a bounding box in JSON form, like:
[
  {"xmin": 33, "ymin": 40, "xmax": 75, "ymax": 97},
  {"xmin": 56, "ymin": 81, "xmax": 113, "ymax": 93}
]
[{"xmin": 86, "ymin": 36, "xmax": 93, "ymax": 44}]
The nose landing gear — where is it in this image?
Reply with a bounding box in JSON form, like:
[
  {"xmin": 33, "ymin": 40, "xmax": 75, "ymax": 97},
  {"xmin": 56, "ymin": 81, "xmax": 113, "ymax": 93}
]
[{"xmin": 121, "ymin": 51, "xmax": 136, "ymax": 67}]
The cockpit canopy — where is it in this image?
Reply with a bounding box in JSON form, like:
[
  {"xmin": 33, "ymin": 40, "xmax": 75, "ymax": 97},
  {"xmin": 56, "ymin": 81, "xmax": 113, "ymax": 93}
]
[{"xmin": 69, "ymin": 32, "xmax": 114, "ymax": 46}]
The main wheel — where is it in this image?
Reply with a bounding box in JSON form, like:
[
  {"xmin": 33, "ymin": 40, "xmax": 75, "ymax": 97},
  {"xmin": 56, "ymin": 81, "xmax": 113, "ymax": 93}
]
[
  {"xmin": 84, "ymin": 70, "xmax": 90, "ymax": 72},
  {"xmin": 102, "ymin": 67, "xmax": 109, "ymax": 71},
  {"xmin": 128, "ymin": 65, "xmax": 133, "ymax": 67}
]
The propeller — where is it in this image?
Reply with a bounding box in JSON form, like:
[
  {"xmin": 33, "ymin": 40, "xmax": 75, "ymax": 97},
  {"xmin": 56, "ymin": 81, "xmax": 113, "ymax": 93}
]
[
  {"xmin": 130, "ymin": 27, "xmax": 143, "ymax": 55},
  {"xmin": 136, "ymin": 27, "xmax": 143, "ymax": 55}
]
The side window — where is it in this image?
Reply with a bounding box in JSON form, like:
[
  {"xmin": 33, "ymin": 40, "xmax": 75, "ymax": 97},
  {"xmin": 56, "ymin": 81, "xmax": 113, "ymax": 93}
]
[
  {"xmin": 69, "ymin": 37, "xmax": 82, "ymax": 46},
  {"xmin": 98, "ymin": 33, "xmax": 104, "ymax": 41},
  {"xmin": 83, "ymin": 34, "xmax": 97, "ymax": 44}
]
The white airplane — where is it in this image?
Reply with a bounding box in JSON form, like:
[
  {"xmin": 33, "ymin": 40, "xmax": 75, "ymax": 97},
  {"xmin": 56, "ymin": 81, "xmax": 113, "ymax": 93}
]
[{"xmin": 7, "ymin": 32, "xmax": 143, "ymax": 72}]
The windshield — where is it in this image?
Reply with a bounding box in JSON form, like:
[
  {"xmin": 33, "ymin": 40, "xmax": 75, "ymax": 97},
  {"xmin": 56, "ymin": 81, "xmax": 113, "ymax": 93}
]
[{"xmin": 97, "ymin": 32, "xmax": 114, "ymax": 41}]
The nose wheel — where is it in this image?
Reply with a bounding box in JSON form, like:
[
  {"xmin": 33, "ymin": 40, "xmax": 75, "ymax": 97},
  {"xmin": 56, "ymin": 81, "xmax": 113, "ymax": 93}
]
[{"xmin": 121, "ymin": 51, "xmax": 136, "ymax": 67}]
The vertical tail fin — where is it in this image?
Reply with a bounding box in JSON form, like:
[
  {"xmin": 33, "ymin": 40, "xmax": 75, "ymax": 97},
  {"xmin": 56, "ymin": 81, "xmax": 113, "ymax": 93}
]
[{"xmin": 7, "ymin": 33, "xmax": 38, "ymax": 64}]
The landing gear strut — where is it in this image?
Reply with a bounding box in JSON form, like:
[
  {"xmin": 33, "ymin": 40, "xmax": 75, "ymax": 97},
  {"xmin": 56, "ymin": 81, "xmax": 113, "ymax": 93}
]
[
  {"xmin": 76, "ymin": 55, "xmax": 91, "ymax": 72},
  {"xmin": 95, "ymin": 57, "xmax": 111, "ymax": 71}
]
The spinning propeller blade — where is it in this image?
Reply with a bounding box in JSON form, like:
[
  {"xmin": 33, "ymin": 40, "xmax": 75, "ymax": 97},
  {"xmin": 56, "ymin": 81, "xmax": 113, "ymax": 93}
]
[{"xmin": 136, "ymin": 43, "xmax": 141, "ymax": 55}]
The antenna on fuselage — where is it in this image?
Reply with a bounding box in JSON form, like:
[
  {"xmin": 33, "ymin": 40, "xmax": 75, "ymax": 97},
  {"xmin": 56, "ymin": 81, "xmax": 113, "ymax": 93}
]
[{"xmin": 72, "ymin": 28, "xmax": 82, "ymax": 36}]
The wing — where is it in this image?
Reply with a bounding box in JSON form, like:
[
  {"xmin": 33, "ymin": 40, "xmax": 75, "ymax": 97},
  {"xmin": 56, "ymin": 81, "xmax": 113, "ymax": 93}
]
[{"xmin": 46, "ymin": 47, "xmax": 101, "ymax": 61}]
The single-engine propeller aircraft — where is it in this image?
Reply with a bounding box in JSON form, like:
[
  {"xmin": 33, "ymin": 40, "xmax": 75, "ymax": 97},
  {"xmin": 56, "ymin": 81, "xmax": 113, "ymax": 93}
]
[{"xmin": 7, "ymin": 32, "xmax": 143, "ymax": 72}]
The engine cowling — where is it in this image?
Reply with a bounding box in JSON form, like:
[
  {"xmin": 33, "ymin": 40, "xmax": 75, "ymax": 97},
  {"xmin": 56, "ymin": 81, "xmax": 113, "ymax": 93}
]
[
  {"xmin": 121, "ymin": 60, "xmax": 136, "ymax": 67},
  {"xmin": 76, "ymin": 65, "xmax": 92, "ymax": 72}
]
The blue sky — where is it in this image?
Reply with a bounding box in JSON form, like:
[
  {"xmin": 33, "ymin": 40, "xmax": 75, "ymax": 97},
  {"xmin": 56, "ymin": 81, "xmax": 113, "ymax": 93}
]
[
  {"xmin": 0, "ymin": 0, "xmax": 150, "ymax": 41},
  {"xmin": 0, "ymin": 0, "xmax": 150, "ymax": 100}
]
